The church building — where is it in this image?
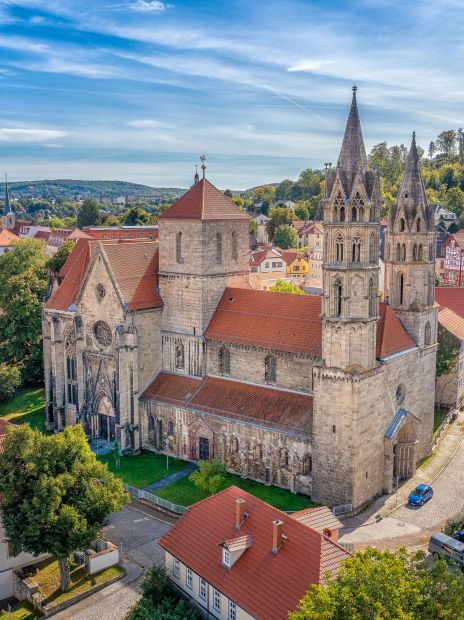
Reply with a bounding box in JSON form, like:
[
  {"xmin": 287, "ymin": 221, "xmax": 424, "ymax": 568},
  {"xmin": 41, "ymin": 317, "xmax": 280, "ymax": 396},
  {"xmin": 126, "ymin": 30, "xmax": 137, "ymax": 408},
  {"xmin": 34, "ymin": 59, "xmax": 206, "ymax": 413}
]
[{"xmin": 43, "ymin": 89, "xmax": 437, "ymax": 512}]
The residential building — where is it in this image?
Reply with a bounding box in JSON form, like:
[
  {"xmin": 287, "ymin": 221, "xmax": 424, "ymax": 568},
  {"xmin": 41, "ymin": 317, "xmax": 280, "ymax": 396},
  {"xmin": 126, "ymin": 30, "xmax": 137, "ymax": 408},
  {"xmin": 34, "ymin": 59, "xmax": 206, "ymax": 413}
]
[
  {"xmin": 0, "ymin": 229, "xmax": 19, "ymax": 256},
  {"xmin": 46, "ymin": 227, "xmax": 93, "ymax": 255},
  {"xmin": 431, "ymin": 204, "xmax": 458, "ymax": 228},
  {"xmin": 159, "ymin": 486, "xmax": 351, "ymax": 620},
  {"xmin": 0, "ymin": 420, "xmax": 49, "ymax": 601},
  {"xmin": 281, "ymin": 250, "xmax": 309, "ymax": 278},
  {"xmin": 249, "ymin": 247, "xmax": 285, "ymax": 274},
  {"xmin": 443, "ymin": 230, "xmax": 464, "ymax": 286},
  {"xmin": 253, "ymin": 214, "xmax": 269, "ymax": 244},
  {"xmin": 43, "ymin": 89, "xmax": 437, "ymax": 513},
  {"xmin": 435, "ymin": 307, "xmax": 464, "ymax": 409},
  {"xmin": 435, "ymin": 226, "xmax": 450, "ymax": 283},
  {"xmin": 296, "ymin": 221, "xmax": 324, "ymax": 251}
]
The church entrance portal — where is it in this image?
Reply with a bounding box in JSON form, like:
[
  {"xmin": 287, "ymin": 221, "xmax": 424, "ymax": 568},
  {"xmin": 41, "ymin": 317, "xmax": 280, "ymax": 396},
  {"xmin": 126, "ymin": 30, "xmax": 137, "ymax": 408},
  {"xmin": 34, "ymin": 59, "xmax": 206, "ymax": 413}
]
[
  {"xmin": 95, "ymin": 395, "xmax": 116, "ymax": 442},
  {"xmin": 199, "ymin": 436, "xmax": 210, "ymax": 461}
]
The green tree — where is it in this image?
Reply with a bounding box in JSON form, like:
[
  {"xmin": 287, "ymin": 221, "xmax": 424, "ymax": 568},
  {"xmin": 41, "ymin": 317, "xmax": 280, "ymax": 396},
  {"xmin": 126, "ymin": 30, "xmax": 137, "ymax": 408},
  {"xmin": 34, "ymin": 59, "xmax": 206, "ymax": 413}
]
[
  {"xmin": 294, "ymin": 202, "xmax": 310, "ymax": 220},
  {"xmin": 290, "ymin": 548, "xmax": 464, "ymax": 620},
  {"xmin": 0, "ymin": 425, "xmax": 129, "ymax": 591},
  {"xmin": 123, "ymin": 206, "xmax": 151, "ymax": 226},
  {"xmin": 266, "ymin": 207, "xmax": 295, "ymax": 240},
  {"xmin": 436, "ymin": 130, "xmax": 457, "ymax": 162},
  {"xmin": 46, "ymin": 240, "xmax": 75, "ymax": 274},
  {"xmin": 270, "ymin": 280, "xmax": 303, "ymax": 294},
  {"xmin": 253, "ymin": 185, "xmax": 276, "ymax": 213},
  {"xmin": 189, "ymin": 458, "xmax": 226, "ymax": 496},
  {"xmin": 436, "ymin": 324, "xmax": 460, "ymax": 376},
  {"xmin": 275, "ymin": 179, "xmax": 294, "ymax": 201},
  {"xmin": 249, "ymin": 219, "xmax": 258, "ymax": 237},
  {"xmin": 231, "ymin": 196, "xmax": 245, "ymax": 211},
  {"xmin": 0, "ymin": 364, "xmax": 21, "ymax": 402},
  {"xmin": 446, "ymin": 186, "xmax": 464, "ymax": 216},
  {"xmin": 77, "ymin": 199, "xmax": 100, "ymax": 227},
  {"xmin": 0, "ymin": 239, "xmax": 48, "ymax": 382},
  {"xmin": 273, "ymin": 224, "xmax": 297, "ymax": 249}
]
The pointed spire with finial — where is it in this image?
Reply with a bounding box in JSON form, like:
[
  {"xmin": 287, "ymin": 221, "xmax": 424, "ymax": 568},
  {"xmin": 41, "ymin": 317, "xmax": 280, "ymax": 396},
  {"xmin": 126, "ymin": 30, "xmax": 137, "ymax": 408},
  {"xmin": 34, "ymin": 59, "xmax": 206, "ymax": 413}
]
[
  {"xmin": 194, "ymin": 164, "xmax": 199, "ymax": 185},
  {"xmin": 4, "ymin": 173, "xmax": 12, "ymax": 216},
  {"xmin": 396, "ymin": 131, "xmax": 430, "ymax": 226},
  {"xmin": 337, "ymin": 85, "xmax": 368, "ymax": 189}
]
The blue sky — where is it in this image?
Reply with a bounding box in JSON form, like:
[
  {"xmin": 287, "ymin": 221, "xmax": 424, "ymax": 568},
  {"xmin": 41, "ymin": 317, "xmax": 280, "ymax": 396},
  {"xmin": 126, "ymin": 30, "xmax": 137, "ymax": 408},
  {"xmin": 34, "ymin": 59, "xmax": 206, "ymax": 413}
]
[{"xmin": 0, "ymin": 0, "xmax": 463, "ymax": 189}]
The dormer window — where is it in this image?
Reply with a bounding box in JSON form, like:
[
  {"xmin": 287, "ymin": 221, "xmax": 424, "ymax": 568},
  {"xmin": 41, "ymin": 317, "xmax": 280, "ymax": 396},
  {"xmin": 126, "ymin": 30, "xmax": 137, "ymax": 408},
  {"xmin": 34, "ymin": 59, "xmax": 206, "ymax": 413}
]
[{"xmin": 222, "ymin": 548, "xmax": 231, "ymax": 567}]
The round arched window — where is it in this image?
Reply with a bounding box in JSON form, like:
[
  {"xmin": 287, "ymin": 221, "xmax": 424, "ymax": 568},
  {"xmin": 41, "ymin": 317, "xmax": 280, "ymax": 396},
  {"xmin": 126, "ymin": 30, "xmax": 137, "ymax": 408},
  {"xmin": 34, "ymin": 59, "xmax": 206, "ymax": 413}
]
[
  {"xmin": 93, "ymin": 321, "xmax": 112, "ymax": 347},
  {"xmin": 95, "ymin": 283, "xmax": 106, "ymax": 300}
]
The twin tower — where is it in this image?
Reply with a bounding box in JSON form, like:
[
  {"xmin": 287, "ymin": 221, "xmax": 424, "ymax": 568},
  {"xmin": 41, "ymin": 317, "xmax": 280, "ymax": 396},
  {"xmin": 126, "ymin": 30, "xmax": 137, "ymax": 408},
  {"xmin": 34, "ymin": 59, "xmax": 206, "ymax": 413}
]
[{"xmin": 321, "ymin": 87, "xmax": 436, "ymax": 368}]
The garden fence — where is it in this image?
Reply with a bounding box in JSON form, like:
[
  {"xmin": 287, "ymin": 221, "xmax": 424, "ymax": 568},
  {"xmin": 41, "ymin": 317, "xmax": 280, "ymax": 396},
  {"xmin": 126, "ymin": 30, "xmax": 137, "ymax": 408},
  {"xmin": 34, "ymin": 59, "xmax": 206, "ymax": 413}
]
[{"xmin": 123, "ymin": 483, "xmax": 187, "ymax": 514}]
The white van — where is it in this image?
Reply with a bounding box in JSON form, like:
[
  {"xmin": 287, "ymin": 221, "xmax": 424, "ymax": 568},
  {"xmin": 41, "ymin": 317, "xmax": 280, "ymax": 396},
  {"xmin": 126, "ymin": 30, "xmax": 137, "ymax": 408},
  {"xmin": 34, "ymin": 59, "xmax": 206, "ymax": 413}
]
[{"xmin": 428, "ymin": 533, "xmax": 464, "ymax": 570}]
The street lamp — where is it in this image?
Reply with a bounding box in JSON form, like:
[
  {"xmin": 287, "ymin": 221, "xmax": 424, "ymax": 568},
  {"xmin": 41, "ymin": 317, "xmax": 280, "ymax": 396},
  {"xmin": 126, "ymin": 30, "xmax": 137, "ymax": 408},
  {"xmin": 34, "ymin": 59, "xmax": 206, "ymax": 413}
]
[{"xmin": 164, "ymin": 431, "xmax": 169, "ymax": 472}]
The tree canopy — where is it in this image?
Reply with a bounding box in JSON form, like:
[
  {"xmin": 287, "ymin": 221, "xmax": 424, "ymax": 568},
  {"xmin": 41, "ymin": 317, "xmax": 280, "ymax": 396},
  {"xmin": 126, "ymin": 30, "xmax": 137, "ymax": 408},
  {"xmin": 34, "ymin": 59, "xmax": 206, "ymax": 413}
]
[
  {"xmin": 270, "ymin": 280, "xmax": 304, "ymax": 294},
  {"xmin": 266, "ymin": 207, "xmax": 295, "ymax": 241},
  {"xmin": 77, "ymin": 198, "xmax": 100, "ymax": 227},
  {"xmin": 46, "ymin": 240, "xmax": 75, "ymax": 274},
  {"xmin": 0, "ymin": 424, "xmax": 129, "ymax": 590},
  {"xmin": 189, "ymin": 458, "xmax": 226, "ymax": 496},
  {"xmin": 274, "ymin": 224, "xmax": 298, "ymax": 249},
  {"xmin": 290, "ymin": 548, "xmax": 464, "ymax": 620}
]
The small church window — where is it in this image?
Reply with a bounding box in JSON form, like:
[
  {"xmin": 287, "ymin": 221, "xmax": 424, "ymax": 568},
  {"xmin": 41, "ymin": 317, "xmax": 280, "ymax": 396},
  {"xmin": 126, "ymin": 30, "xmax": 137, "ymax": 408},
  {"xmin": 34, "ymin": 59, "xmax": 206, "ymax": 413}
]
[
  {"xmin": 351, "ymin": 206, "xmax": 358, "ymax": 222},
  {"xmin": 418, "ymin": 244, "xmax": 423, "ymax": 261},
  {"xmin": 413, "ymin": 244, "xmax": 418, "ymax": 261},
  {"xmin": 254, "ymin": 444, "xmax": 263, "ymax": 460},
  {"xmin": 148, "ymin": 415, "xmax": 155, "ymax": 434},
  {"xmin": 219, "ymin": 347, "xmax": 231, "ymax": 375},
  {"xmin": 231, "ymin": 231, "xmax": 238, "ymax": 262},
  {"xmin": 301, "ymin": 454, "xmax": 312, "ymax": 475},
  {"xmin": 352, "ymin": 236, "xmax": 361, "ymax": 262},
  {"xmin": 335, "ymin": 234, "xmax": 344, "ymax": 262},
  {"xmin": 398, "ymin": 273, "xmax": 405, "ymax": 306},
  {"xmin": 368, "ymin": 278, "xmax": 376, "ymax": 317},
  {"xmin": 370, "ymin": 206, "xmax": 375, "ymax": 221},
  {"xmin": 399, "ymin": 218, "xmax": 406, "ymax": 232},
  {"xmin": 424, "ymin": 322, "xmax": 432, "ymax": 345},
  {"xmin": 396, "ymin": 244, "xmax": 401, "ymax": 261},
  {"xmin": 216, "ymin": 232, "xmax": 223, "ymax": 264},
  {"xmin": 280, "ymin": 449, "xmax": 289, "ymax": 468},
  {"xmin": 265, "ymin": 355, "xmax": 277, "ymax": 383},
  {"xmin": 416, "ymin": 218, "xmax": 421, "ymax": 232},
  {"xmin": 176, "ymin": 232, "xmax": 183, "ymax": 263},
  {"xmin": 175, "ymin": 342, "xmax": 185, "ymax": 369},
  {"xmin": 369, "ymin": 233, "xmax": 376, "ymax": 262},
  {"xmin": 334, "ymin": 278, "xmax": 343, "ymax": 317},
  {"xmin": 401, "ymin": 244, "xmax": 406, "ymax": 261},
  {"xmin": 168, "ymin": 420, "xmax": 174, "ymax": 436},
  {"xmin": 428, "ymin": 273, "xmax": 434, "ymax": 305},
  {"xmin": 340, "ymin": 206, "xmax": 346, "ymax": 222},
  {"xmin": 232, "ymin": 437, "xmax": 239, "ymax": 454}
]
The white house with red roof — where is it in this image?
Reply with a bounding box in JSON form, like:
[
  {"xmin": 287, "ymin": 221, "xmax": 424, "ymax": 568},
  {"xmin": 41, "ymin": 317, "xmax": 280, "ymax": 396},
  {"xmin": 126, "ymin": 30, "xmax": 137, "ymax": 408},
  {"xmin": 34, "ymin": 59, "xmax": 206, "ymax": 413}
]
[
  {"xmin": 159, "ymin": 486, "xmax": 351, "ymax": 620},
  {"xmin": 43, "ymin": 90, "xmax": 437, "ymax": 513}
]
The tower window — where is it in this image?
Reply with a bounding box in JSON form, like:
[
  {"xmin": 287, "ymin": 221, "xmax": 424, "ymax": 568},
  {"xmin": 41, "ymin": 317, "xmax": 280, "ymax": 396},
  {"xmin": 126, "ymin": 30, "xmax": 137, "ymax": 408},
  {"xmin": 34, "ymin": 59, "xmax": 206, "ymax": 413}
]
[
  {"xmin": 416, "ymin": 218, "xmax": 421, "ymax": 232},
  {"xmin": 335, "ymin": 234, "xmax": 344, "ymax": 262},
  {"xmin": 334, "ymin": 278, "xmax": 343, "ymax": 317},
  {"xmin": 175, "ymin": 342, "xmax": 185, "ymax": 369},
  {"xmin": 399, "ymin": 218, "xmax": 406, "ymax": 232},
  {"xmin": 340, "ymin": 206, "xmax": 346, "ymax": 222},
  {"xmin": 401, "ymin": 244, "xmax": 406, "ymax": 261},
  {"xmin": 424, "ymin": 322, "xmax": 431, "ymax": 345},
  {"xmin": 369, "ymin": 233, "xmax": 376, "ymax": 263},
  {"xmin": 368, "ymin": 278, "xmax": 376, "ymax": 317},
  {"xmin": 176, "ymin": 231, "xmax": 183, "ymax": 263},
  {"xmin": 413, "ymin": 244, "xmax": 418, "ymax": 261},
  {"xmin": 418, "ymin": 244, "xmax": 423, "ymax": 261},
  {"xmin": 219, "ymin": 347, "xmax": 231, "ymax": 375},
  {"xmin": 265, "ymin": 355, "xmax": 277, "ymax": 383},
  {"xmin": 351, "ymin": 206, "xmax": 358, "ymax": 222},
  {"xmin": 398, "ymin": 273, "xmax": 405, "ymax": 306},
  {"xmin": 216, "ymin": 232, "xmax": 223, "ymax": 264},
  {"xmin": 352, "ymin": 236, "xmax": 361, "ymax": 262},
  {"xmin": 231, "ymin": 230, "xmax": 238, "ymax": 262},
  {"xmin": 396, "ymin": 244, "xmax": 401, "ymax": 261}
]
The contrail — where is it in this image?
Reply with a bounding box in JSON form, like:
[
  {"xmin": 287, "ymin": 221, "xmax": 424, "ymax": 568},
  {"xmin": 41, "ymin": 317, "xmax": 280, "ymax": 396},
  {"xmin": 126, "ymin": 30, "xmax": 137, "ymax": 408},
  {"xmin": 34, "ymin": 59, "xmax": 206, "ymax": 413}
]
[{"xmin": 263, "ymin": 86, "xmax": 336, "ymax": 126}]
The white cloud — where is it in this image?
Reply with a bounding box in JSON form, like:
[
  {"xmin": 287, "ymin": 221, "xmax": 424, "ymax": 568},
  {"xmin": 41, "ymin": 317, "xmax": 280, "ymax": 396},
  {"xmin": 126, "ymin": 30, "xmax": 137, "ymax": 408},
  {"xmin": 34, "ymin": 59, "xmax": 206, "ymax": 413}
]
[
  {"xmin": 0, "ymin": 128, "xmax": 66, "ymax": 142},
  {"xmin": 128, "ymin": 119, "xmax": 168, "ymax": 128},
  {"xmin": 130, "ymin": 1, "xmax": 171, "ymax": 12}
]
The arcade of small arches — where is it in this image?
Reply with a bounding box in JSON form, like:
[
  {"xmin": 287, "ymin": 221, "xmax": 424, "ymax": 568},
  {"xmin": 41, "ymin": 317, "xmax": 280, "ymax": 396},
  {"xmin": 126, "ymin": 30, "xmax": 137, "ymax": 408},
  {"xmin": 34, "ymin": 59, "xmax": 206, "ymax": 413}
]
[
  {"xmin": 397, "ymin": 217, "xmax": 424, "ymax": 234},
  {"xmin": 175, "ymin": 229, "xmax": 239, "ymax": 266},
  {"xmin": 144, "ymin": 412, "xmax": 312, "ymax": 493},
  {"xmin": 328, "ymin": 192, "xmax": 377, "ymax": 224},
  {"xmin": 331, "ymin": 230, "xmax": 378, "ymax": 265},
  {"xmin": 387, "ymin": 242, "xmax": 433, "ymax": 263}
]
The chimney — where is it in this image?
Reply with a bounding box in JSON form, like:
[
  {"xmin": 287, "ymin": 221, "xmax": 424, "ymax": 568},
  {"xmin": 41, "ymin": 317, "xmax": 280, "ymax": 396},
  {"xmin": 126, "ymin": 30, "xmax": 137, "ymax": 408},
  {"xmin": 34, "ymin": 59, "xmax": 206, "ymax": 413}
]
[
  {"xmin": 272, "ymin": 519, "xmax": 284, "ymax": 553},
  {"xmin": 235, "ymin": 499, "xmax": 245, "ymax": 529}
]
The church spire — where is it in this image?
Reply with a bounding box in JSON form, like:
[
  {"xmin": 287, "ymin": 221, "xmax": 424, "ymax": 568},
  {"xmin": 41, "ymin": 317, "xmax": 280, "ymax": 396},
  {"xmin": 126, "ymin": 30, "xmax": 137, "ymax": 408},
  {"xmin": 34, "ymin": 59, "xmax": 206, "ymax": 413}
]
[
  {"xmin": 337, "ymin": 85, "xmax": 368, "ymax": 177},
  {"xmin": 4, "ymin": 173, "xmax": 12, "ymax": 216},
  {"xmin": 396, "ymin": 132, "xmax": 431, "ymax": 226}
]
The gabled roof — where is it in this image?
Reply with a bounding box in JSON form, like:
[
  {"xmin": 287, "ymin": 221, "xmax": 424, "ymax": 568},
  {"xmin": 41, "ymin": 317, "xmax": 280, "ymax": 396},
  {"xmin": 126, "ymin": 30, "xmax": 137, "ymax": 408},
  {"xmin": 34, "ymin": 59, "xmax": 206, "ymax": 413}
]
[
  {"xmin": 158, "ymin": 178, "xmax": 249, "ymax": 221},
  {"xmin": 444, "ymin": 230, "xmax": 464, "ymax": 249},
  {"xmin": 159, "ymin": 486, "xmax": 352, "ymax": 620},
  {"xmin": 0, "ymin": 228, "xmax": 19, "ymax": 246},
  {"xmin": 436, "ymin": 287, "xmax": 464, "ymax": 319},
  {"xmin": 438, "ymin": 306, "xmax": 464, "ymax": 341},
  {"xmin": 291, "ymin": 506, "xmax": 343, "ymax": 534},
  {"xmin": 45, "ymin": 239, "xmax": 162, "ymax": 312},
  {"xmin": 376, "ymin": 304, "xmax": 417, "ymax": 358},
  {"xmin": 141, "ymin": 372, "xmax": 313, "ymax": 436}
]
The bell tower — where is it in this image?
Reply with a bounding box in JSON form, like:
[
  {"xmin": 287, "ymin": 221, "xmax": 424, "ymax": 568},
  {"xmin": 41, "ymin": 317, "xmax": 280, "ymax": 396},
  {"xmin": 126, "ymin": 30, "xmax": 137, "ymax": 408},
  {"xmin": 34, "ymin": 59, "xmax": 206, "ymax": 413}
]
[
  {"xmin": 321, "ymin": 86, "xmax": 381, "ymax": 370},
  {"xmin": 385, "ymin": 133, "xmax": 437, "ymax": 346}
]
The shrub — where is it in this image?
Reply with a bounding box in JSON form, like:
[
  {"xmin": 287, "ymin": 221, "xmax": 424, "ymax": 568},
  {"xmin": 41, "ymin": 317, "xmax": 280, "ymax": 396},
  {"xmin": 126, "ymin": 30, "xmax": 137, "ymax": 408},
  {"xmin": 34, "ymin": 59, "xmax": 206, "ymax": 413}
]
[
  {"xmin": 189, "ymin": 458, "xmax": 226, "ymax": 496},
  {"xmin": 0, "ymin": 364, "xmax": 21, "ymax": 402}
]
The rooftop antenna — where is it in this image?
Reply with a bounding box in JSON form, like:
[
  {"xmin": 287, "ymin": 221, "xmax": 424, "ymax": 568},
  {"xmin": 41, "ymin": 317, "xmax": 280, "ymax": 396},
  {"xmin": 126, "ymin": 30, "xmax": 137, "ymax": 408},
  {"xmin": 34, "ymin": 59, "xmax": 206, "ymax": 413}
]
[{"xmin": 200, "ymin": 154, "xmax": 206, "ymax": 179}]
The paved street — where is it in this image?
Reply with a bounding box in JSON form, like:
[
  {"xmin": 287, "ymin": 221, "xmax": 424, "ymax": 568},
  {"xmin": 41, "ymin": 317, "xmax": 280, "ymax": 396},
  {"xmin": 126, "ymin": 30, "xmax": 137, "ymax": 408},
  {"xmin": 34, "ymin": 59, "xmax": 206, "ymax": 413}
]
[{"xmin": 53, "ymin": 504, "xmax": 174, "ymax": 620}]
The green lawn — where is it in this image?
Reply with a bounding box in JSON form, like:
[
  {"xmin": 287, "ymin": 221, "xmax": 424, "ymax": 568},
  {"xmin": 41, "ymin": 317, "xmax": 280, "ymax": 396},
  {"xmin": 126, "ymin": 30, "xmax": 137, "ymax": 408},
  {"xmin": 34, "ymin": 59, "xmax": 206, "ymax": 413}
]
[
  {"xmin": 155, "ymin": 472, "xmax": 317, "ymax": 511},
  {"xmin": 0, "ymin": 387, "xmax": 45, "ymax": 433},
  {"xmin": 98, "ymin": 449, "xmax": 189, "ymax": 489},
  {"xmin": 0, "ymin": 602, "xmax": 38, "ymax": 619},
  {"xmin": 434, "ymin": 408, "xmax": 448, "ymax": 437}
]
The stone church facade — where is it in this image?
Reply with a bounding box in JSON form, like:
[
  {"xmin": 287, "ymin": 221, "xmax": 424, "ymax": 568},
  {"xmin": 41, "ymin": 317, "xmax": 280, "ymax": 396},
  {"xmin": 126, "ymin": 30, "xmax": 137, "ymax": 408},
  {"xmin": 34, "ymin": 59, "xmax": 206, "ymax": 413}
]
[{"xmin": 43, "ymin": 89, "xmax": 437, "ymax": 512}]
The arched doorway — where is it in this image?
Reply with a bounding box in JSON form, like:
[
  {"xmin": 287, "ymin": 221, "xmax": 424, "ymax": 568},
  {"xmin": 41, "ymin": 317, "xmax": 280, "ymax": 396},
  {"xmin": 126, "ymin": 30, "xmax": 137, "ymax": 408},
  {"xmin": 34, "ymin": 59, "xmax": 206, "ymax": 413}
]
[
  {"xmin": 188, "ymin": 420, "xmax": 214, "ymax": 461},
  {"xmin": 384, "ymin": 408, "xmax": 420, "ymax": 493},
  {"xmin": 96, "ymin": 395, "xmax": 116, "ymax": 442}
]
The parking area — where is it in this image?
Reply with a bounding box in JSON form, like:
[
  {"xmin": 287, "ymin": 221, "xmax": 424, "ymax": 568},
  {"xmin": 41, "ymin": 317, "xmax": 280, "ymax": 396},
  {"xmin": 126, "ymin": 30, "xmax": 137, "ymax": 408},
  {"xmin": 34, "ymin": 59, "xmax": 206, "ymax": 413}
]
[{"xmin": 104, "ymin": 504, "xmax": 174, "ymax": 570}]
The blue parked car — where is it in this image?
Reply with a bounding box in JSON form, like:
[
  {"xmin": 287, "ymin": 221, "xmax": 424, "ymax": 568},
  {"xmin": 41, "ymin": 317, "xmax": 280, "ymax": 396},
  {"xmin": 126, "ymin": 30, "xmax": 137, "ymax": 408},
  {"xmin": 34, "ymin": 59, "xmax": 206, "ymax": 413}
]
[
  {"xmin": 408, "ymin": 483, "xmax": 433, "ymax": 506},
  {"xmin": 454, "ymin": 530, "xmax": 464, "ymax": 543}
]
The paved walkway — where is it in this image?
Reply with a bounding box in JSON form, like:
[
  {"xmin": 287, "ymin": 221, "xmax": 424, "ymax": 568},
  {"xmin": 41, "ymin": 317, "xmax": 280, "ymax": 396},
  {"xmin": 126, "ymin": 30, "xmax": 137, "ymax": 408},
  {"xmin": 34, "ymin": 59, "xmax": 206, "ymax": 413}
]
[
  {"xmin": 144, "ymin": 462, "xmax": 196, "ymax": 494},
  {"xmin": 340, "ymin": 412, "xmax": 464, "ymax": 550}
]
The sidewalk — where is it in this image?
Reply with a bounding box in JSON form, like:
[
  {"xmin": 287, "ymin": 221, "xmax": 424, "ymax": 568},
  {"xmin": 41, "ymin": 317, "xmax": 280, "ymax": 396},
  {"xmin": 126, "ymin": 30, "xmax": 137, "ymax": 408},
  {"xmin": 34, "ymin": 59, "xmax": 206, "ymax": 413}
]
[{"xmin": 144, "ymin": 462, "xmax": 196, "ymax": 494}]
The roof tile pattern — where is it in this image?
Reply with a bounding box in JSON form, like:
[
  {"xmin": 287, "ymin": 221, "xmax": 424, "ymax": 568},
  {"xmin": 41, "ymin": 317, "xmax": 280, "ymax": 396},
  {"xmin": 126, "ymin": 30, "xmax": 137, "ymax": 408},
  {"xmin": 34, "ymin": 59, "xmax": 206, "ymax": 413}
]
[
  {"xmin": 291, "ymin": 506, "xmax": 343, "ymax": 533},
  {"xmin": 436, "ymin": 287, "xmax": 464, "ymax": 319},
  {"xmin": 141, "ymin": 372, "xmax": 313, "ymax": 435},
  {"xmin": 45, "ymin": 238, "xmax": 91, "ymax": 311},
  {"xmin": 438, "ymin": 307, "xmax": 464, "ymax": 341},
  {"xmin": 159, "ymin": 486, "xmax": 352, "ymax": 620},
  {"xmin": 159, "ymin": 178, "xmax": 249, "ymax": 220},
  {"xmin": 376, "ymin": 304, "xmax": 416, "ymax": 358},
  {"xmin": 0, "ymin": 228, "xmax": 19, "ymax": 246}
]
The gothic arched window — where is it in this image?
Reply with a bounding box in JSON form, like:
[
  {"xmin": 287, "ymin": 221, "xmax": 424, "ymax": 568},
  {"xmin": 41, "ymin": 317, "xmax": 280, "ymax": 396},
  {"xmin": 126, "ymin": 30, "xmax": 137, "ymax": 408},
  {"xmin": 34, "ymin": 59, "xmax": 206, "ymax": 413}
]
[
  {"xmin": 254, "ymin": 443, "xmax": 263, "ymax": 460},
  {"xmin": 416, "ymin": 218, "xmax": 421, "ymax": 232},
  {"xmin": 216, "ymin": 232, "xmax": 223, "ymax": 264},
  {"xmin": 352, "ymin": 236, "xmax": 361, "ymax": 262},
  {"xmin": 335, "ymin": 234, "xmax": 344, "ymax": 262},
  {"xmin": 176, "ymin": 231, "xmax": 183, "ymax": 263},
  {"xmin": 340, "ymin": 206, "xmax": 346, "ymax": 222},
  {"xmin": 232, "ymin": 436, "xmax": 239, "ymax": 454},
  {"xmin": 399, "ymin": 218, "xmax": 406, "ymax": 232},
  {"xmin": 157, "ymin": 418, "xmax": 163, "ymax": 449},
  {"xmin": 65, "ymin": 327, "xmax": 77, "ymax": 406},
  {"xmin": 301, "ymin": 454, "xmax": 312, "ymax": 475},
  {"xmin": 369, "ymin": 233, "xmax": 376, "ymax": 262},
  {"xmin": 424, "ymin": 321, "xmax": 432, "ymax": 345},
  {"xmin": 148, "ymin": 414, "xmax": 155, "ymax": 434},
  {"xmin": 334, "ymin": 277, "xmax": 343, "ymax": 317},
  {"xmin": 401, "ymin": 244, "xmax": 406, "ymax": 261},
  {"xmin": 334, "ymin": 193, "xmax": 345, "ymax": 222},
  {"xmin": 219, "ymin": 347, "xmax": 231, "ymax": 375},
  {"xmin": 429, "ymin": 242, "xmax": 434, "ymax": 261},
  {"xmin": 175, "ymin": 342, "xmax": 185, "ymax": 369},
  {"xmin": 168, "ymin": 420, "xmax": 174, "ymax": 436},
  {"xmin": 280, "ymin": 448, "xmax": 289, "ymax": 468},
  {"xmin": 396, "ymin": 243, "xmax": 401, "ymax": 261},
  {"xmin": 231, "ymin": 230, "xmax": 238, "ymax": 262},
  {"xmin": 351, "ymin": 206, "xmax": 358, "ymax": 222},
  {"xmin": 398, "ymin": 273, "xmax": 405, "ymax": 306},
  {"xmin": 265, "ymin": 355, "xmax": 277, "ymax": 383},
  {"xmin": 418, "ymin": 244, "xmax": 423, "ymax": 261},
  {"xmin": 370, "ymin": 206, "xmax": 375, "ymax": 221},
  {"xmin": 428, "ymin": 272, "xmax": 435, "ymax": 305},
  {"xmin": 413, "ymin": 244, "xmax": 418, "ymax": 261},
  {"xmin": 368, "ymin": 278, "xmax": 376, "ymax": 317}
]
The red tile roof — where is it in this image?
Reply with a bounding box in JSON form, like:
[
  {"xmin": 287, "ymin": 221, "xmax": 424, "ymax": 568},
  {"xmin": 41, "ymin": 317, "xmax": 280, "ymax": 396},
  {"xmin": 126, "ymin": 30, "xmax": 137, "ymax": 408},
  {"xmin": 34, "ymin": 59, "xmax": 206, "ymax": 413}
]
[
  {"xmin": 205, "ymin": 287, "xmax": 323, "ymax": 355},
  {"xmin": 45, "ymin": 239, "xmax": 162, "ymax": 312},
  {"xmin": 33, "ymin": 230, "xmax": 52, "ymax": 241},
  {"xmin": 436, "ymin": 287, "xmax": 464, "ymax": 319},
  {"xmin": 83, "ymin": 227, "xmax": 159, "ymax": 241},
  {"xmin": 141, "ymin": 372, "xmax": 313, "ymax": 436},
  {"xmin": 159, "ymin": 486, "xmax": 352, "ymax": 620},
  {"xmin": 206, "ymin": 288, "xmax": 415, "ymax": 360},
  {"xmin": 438, "ymin": 307, "xmax": 464, "ymax": 341},
  {"xmin": 158, "ymin": 178, "xmax": 249, "ymax": 221},
  {"xmin": 291, "ymin": 506, "xmax": 343, "ymax": 534},
  {"xmin": 0, "ymin": 228, "xmax": 19, "ymax": 246},
  {"xmin": 376, "ymin": 304, "xmax": 416, "ymax": 358}
]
